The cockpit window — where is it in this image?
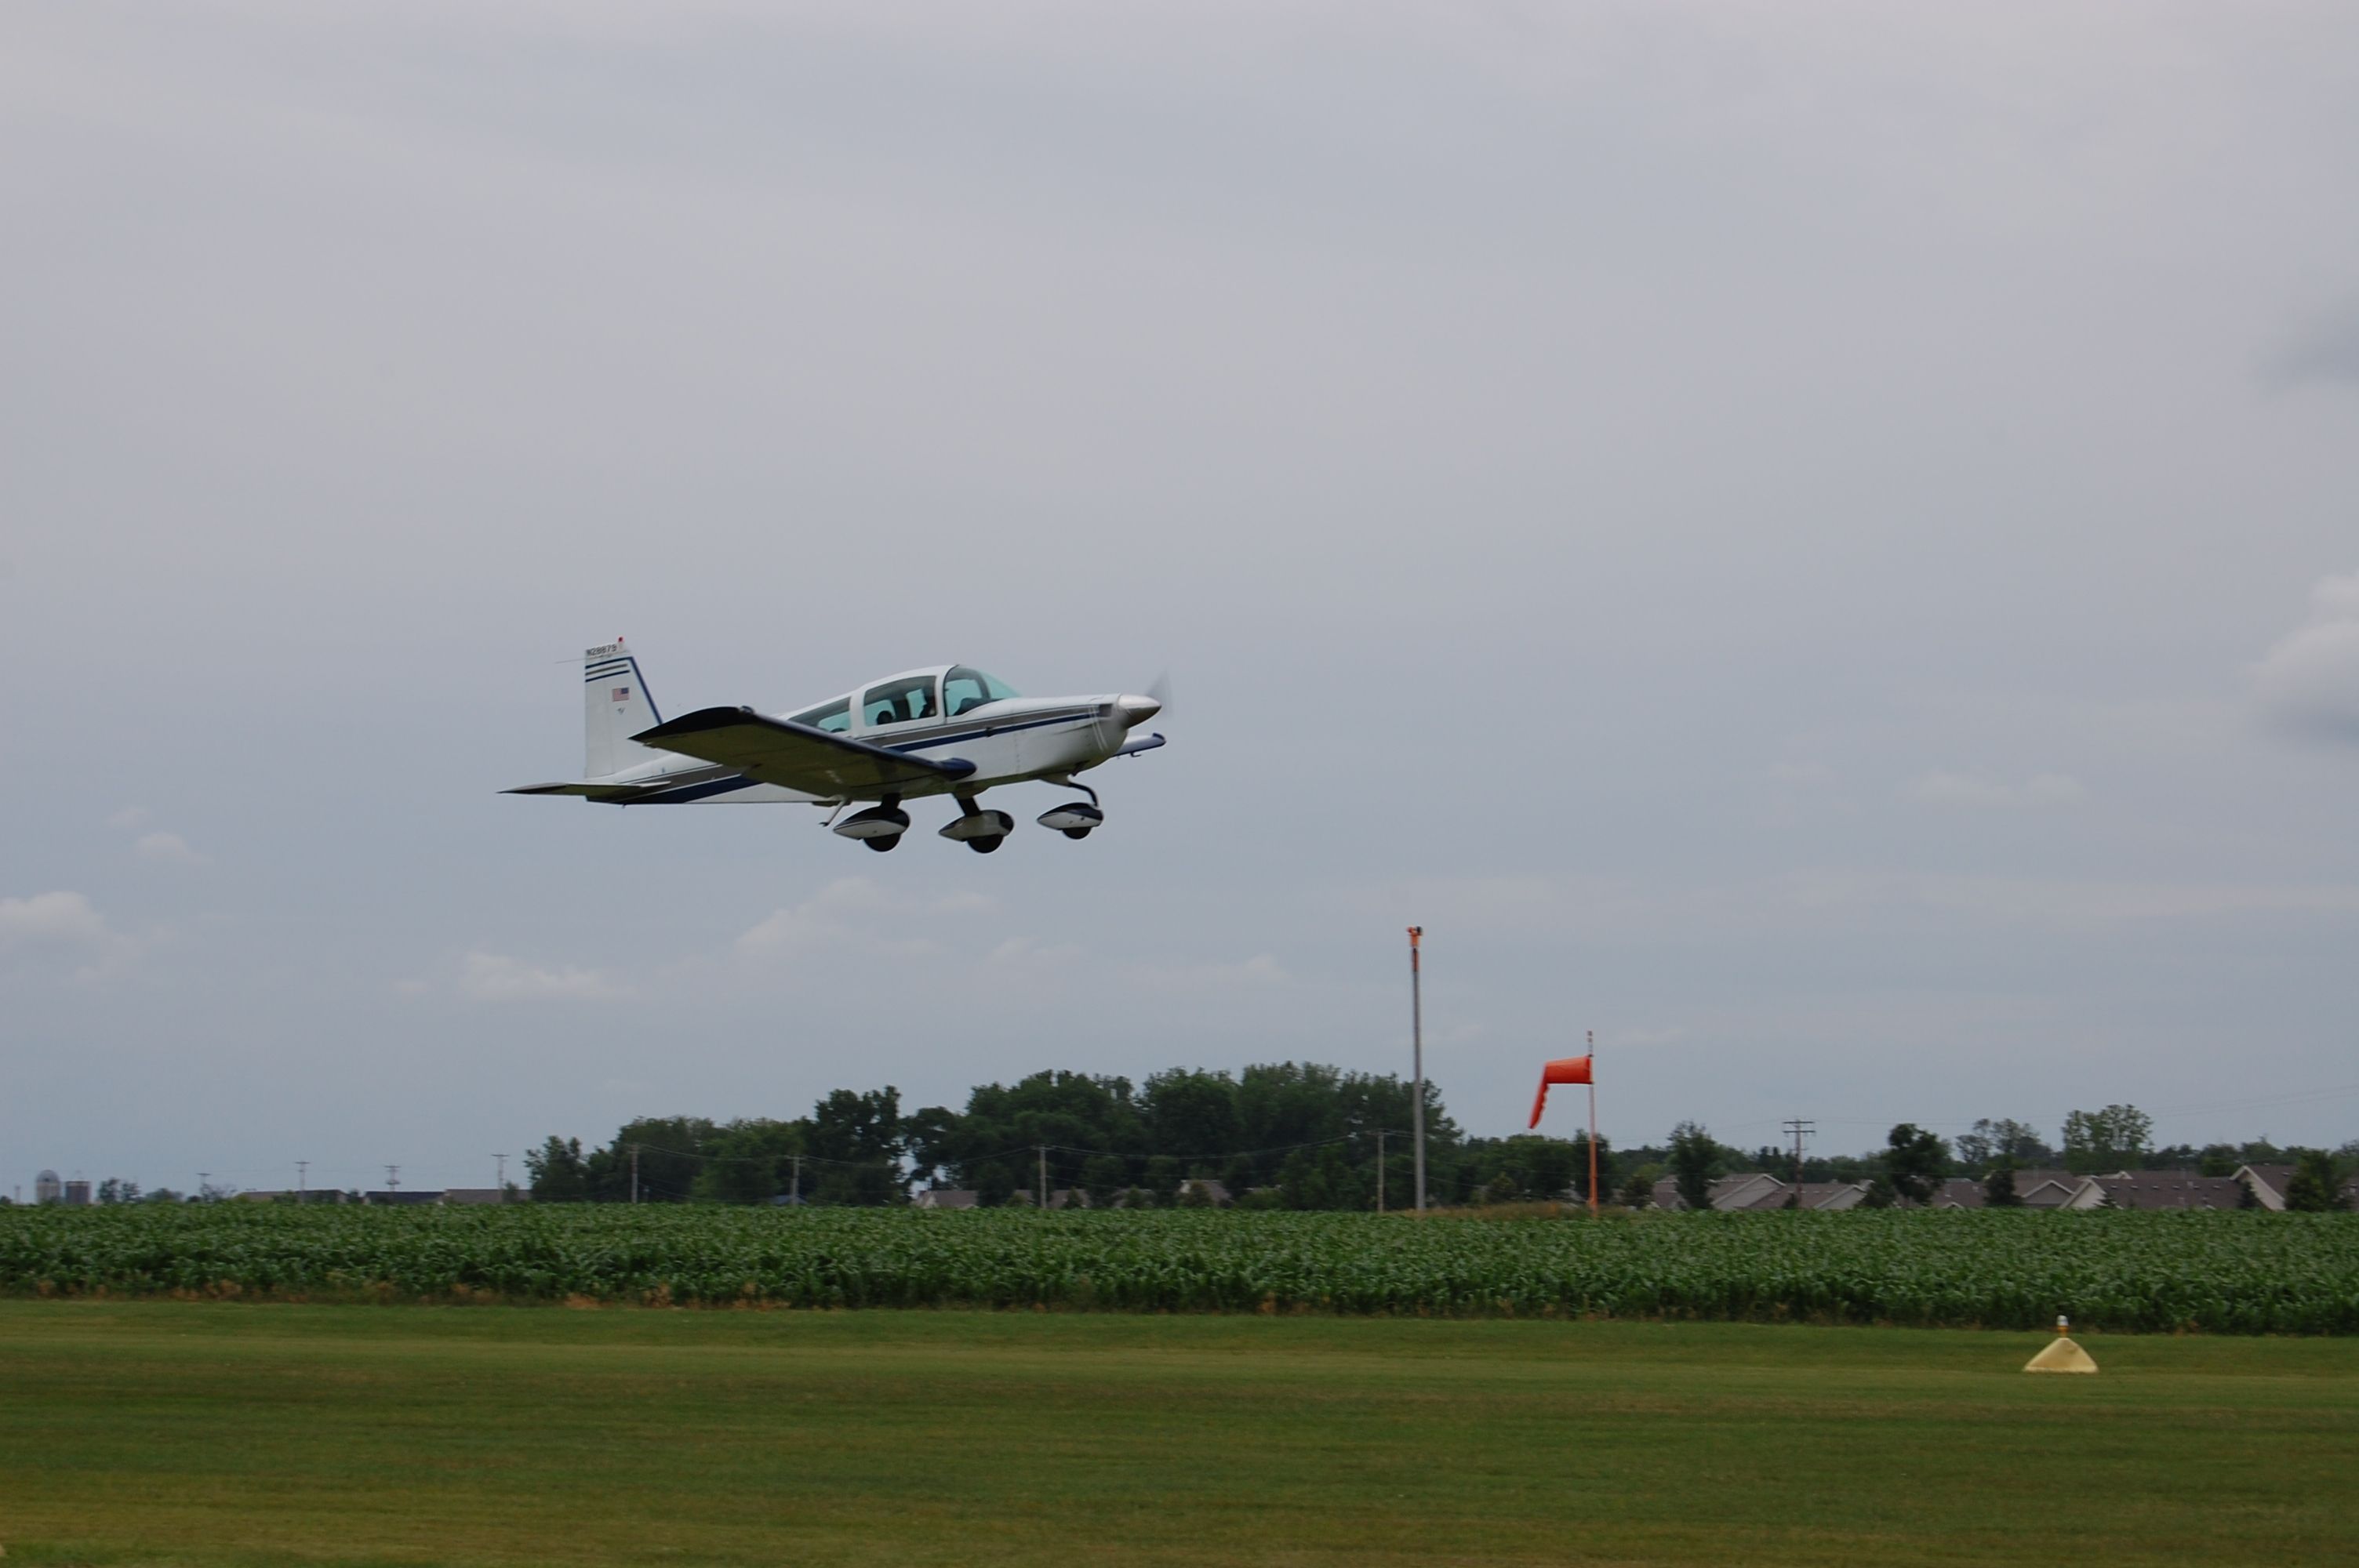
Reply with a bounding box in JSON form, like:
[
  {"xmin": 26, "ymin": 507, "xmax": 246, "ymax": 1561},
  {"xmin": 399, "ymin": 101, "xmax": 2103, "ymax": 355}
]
[
  {"xmin": 791, "ymin": 699, "xmax": 852, "ymax": 734},
  {"xmin": 943, "ymin": 666, "xmax": 1020, "ymax": 718},
  {"xmin": 862, "ymin": 675, "xmax": 939, "ymax": 728}
]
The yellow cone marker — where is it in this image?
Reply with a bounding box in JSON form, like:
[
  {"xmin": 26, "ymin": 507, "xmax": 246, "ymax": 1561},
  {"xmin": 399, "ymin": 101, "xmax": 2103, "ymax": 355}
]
[{"xmin": 2025, "ymin": 1314, "xmax": 2097, "ymax": 1374}]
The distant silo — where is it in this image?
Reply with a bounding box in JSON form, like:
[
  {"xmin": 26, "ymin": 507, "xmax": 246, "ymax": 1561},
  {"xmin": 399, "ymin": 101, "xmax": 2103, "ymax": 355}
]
[
  {"xmin": 63, "ymin": 1179, "xmax": 93, "ymax": 1207},
  {"xmin": 34, "ymin": 1170, "xmax": 62, "ymax": 1204}
]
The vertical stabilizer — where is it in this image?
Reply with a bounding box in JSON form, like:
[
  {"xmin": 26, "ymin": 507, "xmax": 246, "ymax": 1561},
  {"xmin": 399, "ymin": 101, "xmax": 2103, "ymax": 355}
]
[{"xmin": 583, "ymin": 639, "xmax": 663, "ymax": 779}]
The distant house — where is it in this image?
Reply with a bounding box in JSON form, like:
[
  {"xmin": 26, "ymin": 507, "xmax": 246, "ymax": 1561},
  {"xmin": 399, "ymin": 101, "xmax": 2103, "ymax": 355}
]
[
  {"xmin": 362, "ymin": 1190, "xmax": 442, "ymax": 1206},
  {"xmin": 2234, "ymin": 1164, "xmax": 2294, "ymax": 1209},
  {"xmin": 2085, "ymin": 1173, "xmax": 2246, "ymax": 1210},
  {"xmin": 1175, "ymin": 1179, "xmax": 1230, "ymax": 1207},
  {"xmin": 440, "ymin": 1189, "xmax": 519, "ymax": 1206},
  {"xmin": 2009, "ymin": 1171, "xmax": 2103, "ymax": 1210},
  {"xmin": 914, "ymin": 1189, "xmax": 980, "ymax": 1210},
  {"xmin": 1930, "ymin": 1178, "xmax": 1986, "ymax": 1209},
  {"xmin": 1648, "ymin": 1175, "xmax": 1866, "ymax": 1212},
  {"xmin": 2233, "ymin": 1162, "xmax": 2358, "ymax": 1210}
]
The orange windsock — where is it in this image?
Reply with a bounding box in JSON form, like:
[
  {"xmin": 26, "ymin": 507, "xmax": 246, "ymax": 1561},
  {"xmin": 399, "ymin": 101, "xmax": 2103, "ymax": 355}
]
[{"xmin": 1528, "ymin": 1054, "xmax": 1594, "ymax": 1128}]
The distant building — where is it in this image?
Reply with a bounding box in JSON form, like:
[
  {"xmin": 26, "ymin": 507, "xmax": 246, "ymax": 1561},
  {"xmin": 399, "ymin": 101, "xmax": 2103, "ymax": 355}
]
[
  {"xmin": 62, "ymin": 1179, "xmax": 92, "ymax": 1207},
  {"xmin": 1174, "ymin": 1179, "xmax": 1230, "ymax": 1207},
  {"xmin": 440, "ymin": 1189, "xmax": 520, "ymax": 1206},
  {"xmin": 1649, "ymin": 1174, "xmax": 1865, "ymax": 1211},
  {"xmin": 914, "ymin": 1189, "xmax": 980, "ymax": 1209},
  {"xmin": 2086, "ymin": 1173, "xmax": 2246, "ymax": 1210},
  {"xmin": 362, "ymin": 1190, "xmax": 443, "ymax": 1206},
  {"xmin": 34, "ymin": 1170, "xmax": 61, "ymax": 1204},
  {"xmin": 240, "ymin": 1189, "xmax": 350, "ymax": 1204},
  {"xmin": 2234, "ymin": 1164, "xmax": 2295, "ymax": 1210}
]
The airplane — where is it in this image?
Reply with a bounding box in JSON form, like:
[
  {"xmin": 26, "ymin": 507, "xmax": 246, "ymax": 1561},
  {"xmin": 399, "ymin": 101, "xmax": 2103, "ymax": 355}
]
[{"xmin": 504, "ymin": 640, "xmax": 1167, "ymax": 853}]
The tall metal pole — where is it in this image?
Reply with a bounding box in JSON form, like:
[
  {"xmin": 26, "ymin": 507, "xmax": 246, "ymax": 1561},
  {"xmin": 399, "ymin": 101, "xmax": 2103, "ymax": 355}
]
[
  {"xmin": 493, "ymin": 1152, "xmax": 507, "ymax": 1200},
  {"xmin": 1408, "ymin": 926, "xmax": 1425, "ymax": 1213},
  {"xmin": 630, "ymin": 1145, "xmax": 639, "ymax": 1204},
  {"xmin": 1376, "ymin": 1128, "xmax": 1386, "ymax": 1214},
  {"xmin": 296, "ymin": 1160, "xmax": 307, "ymax": 1201},
  {"xmin": 1037, "ymin": 1145, "xmax": 1048, "ymax": 1210},
  {"xmin": 1587, "ymin": 1029, "xmax": 1599, "ymax": 1219},
  {"xmin": 791, "ymin": 1153, "xmax": 802, "ymax": 1207}
]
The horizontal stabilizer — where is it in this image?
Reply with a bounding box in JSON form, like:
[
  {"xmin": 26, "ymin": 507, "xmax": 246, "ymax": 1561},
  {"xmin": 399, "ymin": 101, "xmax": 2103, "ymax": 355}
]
[{"xmin": 634, "ymin": 706, "xmax": 975, "ymax": 797}]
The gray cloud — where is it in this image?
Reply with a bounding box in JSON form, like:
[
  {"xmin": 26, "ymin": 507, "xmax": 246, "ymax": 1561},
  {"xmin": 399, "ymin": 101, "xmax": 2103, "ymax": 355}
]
[
  {"xmin": 2255, "ymin": 572, "xmax": 2359, "ymax": 743},
  {"xmin": 2263, "ymin": 303, "xmax": 2359, "ymax": 392}
]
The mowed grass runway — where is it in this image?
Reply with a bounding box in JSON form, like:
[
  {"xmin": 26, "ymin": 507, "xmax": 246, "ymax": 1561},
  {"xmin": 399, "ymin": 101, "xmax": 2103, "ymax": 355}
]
[{"xmin": 1, "ymin": 1303, "xmax": 2352, "ymax": 1568}]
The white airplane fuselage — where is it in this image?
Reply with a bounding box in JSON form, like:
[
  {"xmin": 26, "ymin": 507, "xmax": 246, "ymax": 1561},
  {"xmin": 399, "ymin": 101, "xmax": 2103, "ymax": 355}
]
[
  {"xmin": 510, "ymin": 647, "xmax": 1164, "ymax": 851},
  {"xmin": 612, "ymin": 695, "xmax": 1136, "ymax": 806}
]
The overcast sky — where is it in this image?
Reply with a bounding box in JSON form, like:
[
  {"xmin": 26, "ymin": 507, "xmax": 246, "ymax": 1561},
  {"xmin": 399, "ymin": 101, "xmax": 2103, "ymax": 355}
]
[{"xmin": 5, "ymin": 2, "xmax": 2357, "ymax": 1196}]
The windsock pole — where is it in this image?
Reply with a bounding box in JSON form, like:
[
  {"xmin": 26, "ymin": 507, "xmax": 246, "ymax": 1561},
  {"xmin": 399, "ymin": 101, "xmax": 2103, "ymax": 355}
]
[
  {"xmin": 1408, "ymin": 927, "xmax": 1425, "ymax": 1214},
  {"xmin": 1587, "ymin": 1029, "xmax": 1598, "ymax": 1218}
]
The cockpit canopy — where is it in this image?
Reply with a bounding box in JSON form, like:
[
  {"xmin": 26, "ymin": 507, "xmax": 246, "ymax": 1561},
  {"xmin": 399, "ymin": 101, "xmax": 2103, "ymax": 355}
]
[{"xmin": 788, "ymin": 666, "xmax": 1022, "ymax": 734}]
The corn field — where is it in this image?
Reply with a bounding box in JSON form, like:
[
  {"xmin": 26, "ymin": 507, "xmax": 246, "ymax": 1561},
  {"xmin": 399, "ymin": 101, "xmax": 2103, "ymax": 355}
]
[{"xmin": 3, "ymin": 1205, "xmax": 2353, "ymax": 1333}]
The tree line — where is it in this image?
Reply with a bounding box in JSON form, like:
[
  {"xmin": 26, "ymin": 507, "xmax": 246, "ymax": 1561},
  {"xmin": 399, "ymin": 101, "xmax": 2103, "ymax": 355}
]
[{"xmin": 522, "ymin": 1069, "xmax": 2357, "ymax": 1211}]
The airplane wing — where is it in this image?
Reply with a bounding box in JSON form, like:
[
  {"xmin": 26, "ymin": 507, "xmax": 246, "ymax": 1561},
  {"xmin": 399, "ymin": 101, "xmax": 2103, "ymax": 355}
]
[{"xmin": 632, "ymin": 706, "xmax": 976, "ymax": 797}]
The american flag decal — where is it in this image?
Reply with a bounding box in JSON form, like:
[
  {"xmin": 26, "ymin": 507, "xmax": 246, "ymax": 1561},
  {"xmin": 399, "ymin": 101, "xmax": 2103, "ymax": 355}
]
[{"xmin": 612, "ymin": 687, "xmax": 631, "ymax": 702}]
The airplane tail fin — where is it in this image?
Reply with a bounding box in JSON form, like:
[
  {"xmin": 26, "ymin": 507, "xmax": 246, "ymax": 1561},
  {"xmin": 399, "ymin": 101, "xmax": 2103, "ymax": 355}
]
[{"xmin": 583, "ymin": 639, "xmax": 665, "ymax": 779}]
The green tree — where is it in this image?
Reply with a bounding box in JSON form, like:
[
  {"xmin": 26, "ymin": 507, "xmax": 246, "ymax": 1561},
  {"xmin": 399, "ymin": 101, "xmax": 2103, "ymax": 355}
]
[
  {"xmin": 585, "ymin": 1117, "xmax": 717, "ymax": 1202},
  {"xmin": 1884, "ymin": 1123, "xmax": 1948, "ymax": 1206},
  {"xmin": 1668, "ymin": 1122, "xmax": 1719, "ymax": 1211},
  {"xmin": 805, "ymin": 1087, "xmax": 903, "ymax": 1205},
  {"xmin": 525, "ymin": 1136, "xmax": 591, "ymax": 1202},
  {"xmin": 1081, "ymin": 1154, "xmax": 1129, "ymax": 1209},
  {"xmin": 972, "ymin": 1161, "xmax": 1016, "ymax": 1207},
  {"xmin": 2284, "ymin": 1149, "xmax": 2351, "ymax": 1212},
  {"xmin": 2061, "ymin": 1104, "xmax": 2154, "ymax": 1174},
  {"xmin": 1956, "ymin": 1117, "xmax": 2052, "ymax": 1170},
  {"xmin": 692, "ymin": 1118, "xmax": 803, "ymax": 1204},
  {"xmin": 1983, "ymin": 1165, "xmax": 2022, "ymax": 1207}
]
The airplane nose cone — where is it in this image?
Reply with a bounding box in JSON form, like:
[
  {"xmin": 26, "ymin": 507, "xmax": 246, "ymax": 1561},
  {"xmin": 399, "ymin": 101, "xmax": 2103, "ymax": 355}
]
[{"xmin": 1115, "ymin": 694, "xmax": 1161, "ymax": 727}]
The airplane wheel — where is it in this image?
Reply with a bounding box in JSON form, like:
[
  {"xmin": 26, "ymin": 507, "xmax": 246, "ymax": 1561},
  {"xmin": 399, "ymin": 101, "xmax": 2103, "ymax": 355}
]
[
  {"xmin": 864, "ymin": 835, "xmax": 900, "ymax": 853},
  {"xmin": 1063, "ymin": 827, "xmax": 1092, "ymax": 840},
  {"xmin": 968, "ymin": 835, "xmax": 1004, "ymax": 855}
]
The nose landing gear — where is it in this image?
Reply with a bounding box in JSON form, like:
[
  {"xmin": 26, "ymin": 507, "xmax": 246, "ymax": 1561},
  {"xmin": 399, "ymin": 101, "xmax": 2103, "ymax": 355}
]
[
  {"xmin": 1039, "ymin": 775, "xmax": 1104, "ymax": 840},
  {"xmin": 1037, "ymin": 803, "xmax": 1103, "ymax": 839}
]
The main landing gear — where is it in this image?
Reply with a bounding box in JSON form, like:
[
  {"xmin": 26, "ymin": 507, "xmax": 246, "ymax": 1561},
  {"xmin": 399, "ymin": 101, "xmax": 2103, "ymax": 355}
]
[
  {"xmin": 828, "ymin": 781, "xmax": 1107, "ymax": 852},
  {"xmin": 832, "ymin": 797, "xmax": 911, "ymax": 852},
  {"xmin": 940, "ymin": 792, "xmax": 1016, "ymax": 854}
]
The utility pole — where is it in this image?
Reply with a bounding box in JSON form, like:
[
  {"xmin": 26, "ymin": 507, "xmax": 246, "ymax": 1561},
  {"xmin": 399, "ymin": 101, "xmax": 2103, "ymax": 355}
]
[
  {"xmin": 1782, "ymin": 1120, "xmax": 1815, "ymax": 1204},
  {"xmin": 1376, "ymin": 1128, "xmax": 1386, "ymax": 1214},
  {"xmin": 790, "ymin": 1153, "xmax": 802, "ymax": 1207},
  {"xmin": 383, "ymin": 1164, "xmax": 399, "ymax": 1193},
  {"xmin": 493, "ymin": 1152, "xmax": 507, "ymax": 1199},
  {"xmin": 1408, "ymin": 927, "xmax": 1425, "ymax": 1212},
  {"xmin": 1037, "ymin": 1145, "xmax": 1048, "ymax": 1210},
  {"xmin": 296, "ymin": 1160, "xmax": 307, "ymax": 1201},
  {"xmin": 630, "ymin": 1145, "xmax": 639, "ymax": 1204},
  {"xmin": 198, "ymin": 1171, "xmax": 211, "ymax": 1201}
]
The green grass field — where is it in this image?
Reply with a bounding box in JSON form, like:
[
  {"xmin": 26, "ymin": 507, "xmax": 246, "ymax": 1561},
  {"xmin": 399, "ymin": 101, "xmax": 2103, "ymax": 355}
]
[{"xmin": 1, "ymin": 1303, "xmax": 2352, "ymax": 1568}]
